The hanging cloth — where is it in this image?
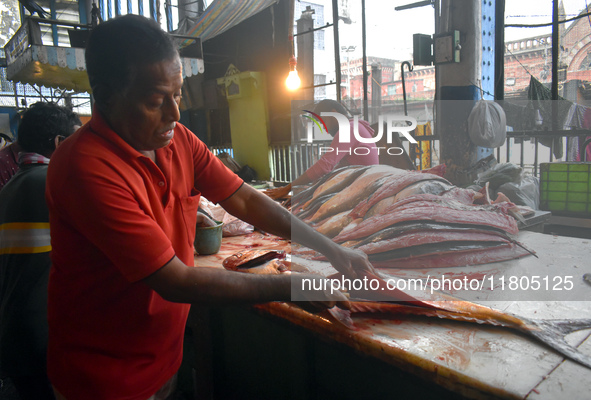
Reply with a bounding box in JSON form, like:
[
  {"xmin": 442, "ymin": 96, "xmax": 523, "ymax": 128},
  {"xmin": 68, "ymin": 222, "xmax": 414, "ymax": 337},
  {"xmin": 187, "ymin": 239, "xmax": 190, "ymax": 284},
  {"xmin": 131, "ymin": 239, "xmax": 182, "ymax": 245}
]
[
  {"xmin": 563, "ymin": 103, "xmax": 590, "ymax": 161},
  {"xmin": 527, "ymin": 76, "xmax": 573, "ymax": 159}
]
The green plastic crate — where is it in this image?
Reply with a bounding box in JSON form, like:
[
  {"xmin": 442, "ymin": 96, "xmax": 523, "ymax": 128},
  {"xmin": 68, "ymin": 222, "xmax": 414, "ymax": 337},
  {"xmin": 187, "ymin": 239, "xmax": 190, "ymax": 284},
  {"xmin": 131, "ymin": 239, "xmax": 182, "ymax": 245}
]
[{"xmin": 540, "ymin": 162, "xmax": 591, "ymax": 217}]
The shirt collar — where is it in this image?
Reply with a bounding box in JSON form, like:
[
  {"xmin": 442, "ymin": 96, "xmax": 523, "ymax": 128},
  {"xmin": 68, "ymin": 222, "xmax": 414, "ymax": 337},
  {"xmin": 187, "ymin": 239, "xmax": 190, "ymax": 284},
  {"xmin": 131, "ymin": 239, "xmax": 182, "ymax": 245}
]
[
  {"xmin": 18, "ymin": 152, "xmax": 50, "ymax": 165},
  {"xmin": 88, "ymin": 105, "xmax": 173, "ymax": 161}
]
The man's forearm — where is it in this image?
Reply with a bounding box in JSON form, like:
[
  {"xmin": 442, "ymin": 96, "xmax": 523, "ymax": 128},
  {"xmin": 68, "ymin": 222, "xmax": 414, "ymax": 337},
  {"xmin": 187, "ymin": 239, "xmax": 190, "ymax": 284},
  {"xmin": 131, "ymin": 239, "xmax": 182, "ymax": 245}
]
[{"xmin": 145, "ymin": 257, "xmax": 292, "ymax": 304}]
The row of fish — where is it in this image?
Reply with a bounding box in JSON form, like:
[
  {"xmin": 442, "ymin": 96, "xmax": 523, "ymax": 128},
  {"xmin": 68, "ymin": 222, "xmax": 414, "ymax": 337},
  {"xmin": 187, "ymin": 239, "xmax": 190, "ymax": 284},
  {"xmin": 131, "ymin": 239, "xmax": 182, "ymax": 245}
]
[{"xmin": 290, "ymin": 164, "xmax": 534, "ymax": 269}]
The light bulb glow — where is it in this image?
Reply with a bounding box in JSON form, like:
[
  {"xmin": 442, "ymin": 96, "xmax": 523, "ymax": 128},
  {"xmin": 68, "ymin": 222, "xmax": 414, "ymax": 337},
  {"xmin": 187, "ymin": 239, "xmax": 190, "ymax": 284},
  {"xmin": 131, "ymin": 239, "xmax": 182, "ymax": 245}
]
[{"xmin": 286, "ymin": 69, "xmax": 301, "ymax": 91}]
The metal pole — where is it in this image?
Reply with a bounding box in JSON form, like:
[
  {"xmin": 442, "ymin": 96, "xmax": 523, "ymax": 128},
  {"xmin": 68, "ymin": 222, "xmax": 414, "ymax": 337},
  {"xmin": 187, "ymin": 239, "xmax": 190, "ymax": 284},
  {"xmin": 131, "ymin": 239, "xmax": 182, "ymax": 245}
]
[
  {"xmin": 332, "ymin": 0, "xmax": 341, "ymax": 101},
  {"xmin": 49, "ymin": 0, "xmax": 58, "ymax": 45},
  {"xmin": 165, "ymin": 0, "xmax": 173, "ymax": 31},
  {"xmin": 395, "ymin": 0, "xmax": 433, "ymax": 11},
  {"xmin": 551, "ymin": 0, "xmax": 559, "ymax": 130},
  {"xmin": 362, "ymin": 0, "xmax": 368, "ymax": 120},
  {"xmin": 401, "ymin": 61, "xmax": 413, "ymax": 116},
  {"xmin": 495, "ymin": 0, "xmax": 505, "ymax": 100},
  {"xmin": 434, "ymin": 0, "xmax": 440, "ymax": 143}
]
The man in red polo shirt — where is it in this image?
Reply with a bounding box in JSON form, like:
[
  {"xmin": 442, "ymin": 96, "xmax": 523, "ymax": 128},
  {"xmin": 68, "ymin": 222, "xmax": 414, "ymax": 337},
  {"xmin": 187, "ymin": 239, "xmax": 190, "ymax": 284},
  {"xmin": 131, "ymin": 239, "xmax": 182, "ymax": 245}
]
[{"xmin": 45, "ymin": 15, "xmax": 373, "ymax": 400}]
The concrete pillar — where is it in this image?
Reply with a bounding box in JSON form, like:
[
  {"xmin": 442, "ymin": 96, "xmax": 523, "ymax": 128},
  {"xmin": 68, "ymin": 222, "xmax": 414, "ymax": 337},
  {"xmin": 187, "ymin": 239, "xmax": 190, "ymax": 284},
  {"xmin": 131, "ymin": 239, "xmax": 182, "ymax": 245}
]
[
  {"xmin": 296, "ymin": 6, "xmax": 315, "ymax": 101},
  {"xmin": 437, "ymin": 0, "xmax": 482, "ymax": 185}
]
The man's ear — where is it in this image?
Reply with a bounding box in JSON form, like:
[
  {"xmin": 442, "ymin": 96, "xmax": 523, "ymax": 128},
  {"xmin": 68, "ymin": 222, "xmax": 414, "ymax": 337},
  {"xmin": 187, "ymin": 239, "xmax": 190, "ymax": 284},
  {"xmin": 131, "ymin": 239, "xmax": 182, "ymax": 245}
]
[{"xmin": 91, "ymin": 84, "xmax": 116, "ymax": 109}]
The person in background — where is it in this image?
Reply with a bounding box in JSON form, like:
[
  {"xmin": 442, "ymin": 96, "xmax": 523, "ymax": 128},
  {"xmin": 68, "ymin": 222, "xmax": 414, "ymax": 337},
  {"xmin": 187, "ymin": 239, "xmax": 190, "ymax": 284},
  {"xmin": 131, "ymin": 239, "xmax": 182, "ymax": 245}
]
[
  {"xmin": 264, "ymin": 99, "xmax": 379, "ymax": 200},
  {"xmin": 45, "ymin": 15, "xmax": 373, "ymax": 400},
  {"xmin": 0, "ymin": 102, "xmax": 81, "ymax": 400},
  {"xmin": 0, "ymin": 134, "xmax": 21, "ymax": 191}
]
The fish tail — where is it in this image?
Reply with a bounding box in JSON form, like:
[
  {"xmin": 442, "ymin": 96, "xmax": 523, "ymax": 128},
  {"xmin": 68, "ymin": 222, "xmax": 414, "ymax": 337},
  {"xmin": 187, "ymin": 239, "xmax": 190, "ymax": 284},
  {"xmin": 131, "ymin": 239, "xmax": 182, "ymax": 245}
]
[{"xmin": 524, "ymin": 318, "xmax": 591, "ymax": 370}]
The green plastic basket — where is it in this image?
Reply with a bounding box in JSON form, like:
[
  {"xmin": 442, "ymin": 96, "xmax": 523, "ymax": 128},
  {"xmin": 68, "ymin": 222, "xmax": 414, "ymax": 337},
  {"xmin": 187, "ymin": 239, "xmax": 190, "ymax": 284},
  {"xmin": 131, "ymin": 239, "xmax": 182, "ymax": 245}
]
[{"xmin": 540, "ymin": 162, "xmax": 591, "ymax": 217}]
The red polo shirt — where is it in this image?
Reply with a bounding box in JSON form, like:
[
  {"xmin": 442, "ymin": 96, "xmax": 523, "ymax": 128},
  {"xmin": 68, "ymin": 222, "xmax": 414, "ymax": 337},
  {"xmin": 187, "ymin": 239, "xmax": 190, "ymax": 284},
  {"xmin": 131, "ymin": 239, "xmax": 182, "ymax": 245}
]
[{"xmin": 45, "ymin": 110, "xmax": 243, "ymax": 400}]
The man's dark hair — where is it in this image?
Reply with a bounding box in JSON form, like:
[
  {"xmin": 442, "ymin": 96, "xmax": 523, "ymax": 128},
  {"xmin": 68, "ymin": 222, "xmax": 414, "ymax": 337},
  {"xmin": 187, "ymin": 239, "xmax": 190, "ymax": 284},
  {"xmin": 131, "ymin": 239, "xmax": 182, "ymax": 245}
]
[
  {"xmin": 85, "ymin": 14, "xmax": 179, "ymax": 107},
  {"xmin": 17, "ymin": 102, "xmax": 81, "ymax": 155},
  {"xmin": 313, "ymin": 99, "xmax": 351, "ymax": 118}
]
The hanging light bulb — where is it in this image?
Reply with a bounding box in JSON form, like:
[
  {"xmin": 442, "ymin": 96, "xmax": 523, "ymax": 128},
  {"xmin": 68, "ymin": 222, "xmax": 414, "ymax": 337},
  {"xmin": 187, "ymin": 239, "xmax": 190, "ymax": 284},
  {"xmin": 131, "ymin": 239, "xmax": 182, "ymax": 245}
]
[{"xmin": 285, "ymin": 56, "xmax": 301, "ymax": 91}]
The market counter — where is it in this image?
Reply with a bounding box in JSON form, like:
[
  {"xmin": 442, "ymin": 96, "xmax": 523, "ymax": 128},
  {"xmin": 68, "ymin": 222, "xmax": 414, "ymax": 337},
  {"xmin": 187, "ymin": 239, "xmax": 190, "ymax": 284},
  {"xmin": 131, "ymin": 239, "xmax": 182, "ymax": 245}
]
[{"xmin": 189, "ymin": 231, "xmax": 591, "ymax": 400}]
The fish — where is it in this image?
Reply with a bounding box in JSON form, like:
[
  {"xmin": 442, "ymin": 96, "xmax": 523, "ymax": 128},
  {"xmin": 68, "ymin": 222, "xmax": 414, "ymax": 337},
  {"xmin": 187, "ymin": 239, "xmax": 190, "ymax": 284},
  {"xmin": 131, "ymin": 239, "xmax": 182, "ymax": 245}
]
[
  {"xmin": 311, "ymin": 226, "xmax": 515, "ymax": 261},
  {"xmin": 349, "ymin": 172, "xmax": 449, "ymax": 219},
  {"xmin": 291, "ymin": 165, "xmax": 366, "ymax": 206},
  {"xmin": 364, "ymin": 195, "xmax": 399, "ymax": 219},
  {"xmin": 352, "ymin": 221, "xmax": 512, "ymax": 248},
  {"xmin": 305, "ymin": 258, "xmax": 591, "ymax": 370},
  {"xmin": 309, "ymin": 166, "xmax": 372, "ymax": 203},
  {"xmin": 222, "ymin": 249, "xmax": 286, "ymax": 271},
  {"xmin": 367, "ymin": 241, "xmax": 510, "ymax": 262},
  {"xmin": 314, "ymin": 211, "xmax": 357, "ymax": 238},
  {"xmin": 307, "ymin": 166, "xmax": 404, "ymax": 223},
  {"xmin": 295, "ymin": 193, "xmax": 337, "ymax": 220},
  {"xmin": 334, "ymin": 195, "xmax": 520, "ymax": 243},
  {"xmin": 231, "ymin": 253, "xmax": 591, "ymax": 371},
  {"xmin": 349, "ymin": 296, "xmax": 591, "ymax": 370},
  {"xmin": 370, "ymin": 242, "xmax": 531, "ymax": 269},
  {"xmin": 361, "ymin": 182, "xmax": 480, "ymax": 217},
  {"xmin": 356, "ymin": 230, "xmax": 510, "ymax": 255}
]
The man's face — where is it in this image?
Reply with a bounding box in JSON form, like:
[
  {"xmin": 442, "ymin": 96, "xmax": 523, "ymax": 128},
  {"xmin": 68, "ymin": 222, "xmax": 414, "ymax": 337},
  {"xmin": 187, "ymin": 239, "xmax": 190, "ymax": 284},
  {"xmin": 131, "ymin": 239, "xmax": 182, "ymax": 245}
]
[{"xmin": 105, "ymin": 57, "xmax": 183, "ymax": 152}]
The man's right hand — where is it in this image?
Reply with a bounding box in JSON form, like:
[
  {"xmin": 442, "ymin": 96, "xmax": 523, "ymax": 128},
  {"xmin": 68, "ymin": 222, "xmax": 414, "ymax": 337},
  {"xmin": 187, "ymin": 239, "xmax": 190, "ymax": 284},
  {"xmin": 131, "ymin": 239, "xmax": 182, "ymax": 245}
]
[{"xmin": 288, "ymin": 273, "xmax": 350, "ymax": 313}]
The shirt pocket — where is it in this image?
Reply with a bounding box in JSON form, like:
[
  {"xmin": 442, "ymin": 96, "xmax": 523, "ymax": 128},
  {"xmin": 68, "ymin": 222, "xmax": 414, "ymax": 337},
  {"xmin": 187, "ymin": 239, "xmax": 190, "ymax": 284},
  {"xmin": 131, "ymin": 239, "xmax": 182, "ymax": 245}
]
[{"xmin": 179, "ymin": 191, "xmax": 201, "ymax": 244}]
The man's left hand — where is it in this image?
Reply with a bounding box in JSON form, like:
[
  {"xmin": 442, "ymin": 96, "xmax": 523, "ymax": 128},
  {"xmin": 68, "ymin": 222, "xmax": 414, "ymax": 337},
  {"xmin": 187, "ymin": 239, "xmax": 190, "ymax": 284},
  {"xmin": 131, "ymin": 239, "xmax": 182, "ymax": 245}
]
[{"xmin": 263, "ymin": 183, "xmax": 291, "ymax": 200}]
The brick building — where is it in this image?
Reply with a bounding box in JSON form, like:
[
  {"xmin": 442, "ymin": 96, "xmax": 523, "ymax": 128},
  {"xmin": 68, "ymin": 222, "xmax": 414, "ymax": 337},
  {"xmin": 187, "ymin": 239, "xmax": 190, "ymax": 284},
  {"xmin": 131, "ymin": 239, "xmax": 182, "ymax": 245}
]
[{"xmin": 342, "ymin": 4, "xmax": 591, "ymax": 105}]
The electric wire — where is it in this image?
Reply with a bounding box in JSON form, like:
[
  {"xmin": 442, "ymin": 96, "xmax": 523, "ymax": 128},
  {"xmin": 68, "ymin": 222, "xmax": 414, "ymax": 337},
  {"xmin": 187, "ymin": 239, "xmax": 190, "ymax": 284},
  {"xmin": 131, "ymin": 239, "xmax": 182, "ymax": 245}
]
[
  {"xmin": 470, "ymin": 80, "xmax": 495, "ymax": 99},
  {"xmin": 505, "ymin": 11, "xmax": 591, "ymax": 28},
  {"xmin": 505, "ymin": 46, "xmax": 536, "ymax": 80}
]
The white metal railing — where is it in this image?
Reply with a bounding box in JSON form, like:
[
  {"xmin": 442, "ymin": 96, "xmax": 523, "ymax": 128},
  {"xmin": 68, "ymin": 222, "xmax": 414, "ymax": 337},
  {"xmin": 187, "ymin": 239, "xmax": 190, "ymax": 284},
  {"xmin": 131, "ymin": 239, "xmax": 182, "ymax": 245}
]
[
  {"xmin": 269, "ymin": 141, "xmax": 332, "ymax": 183},
  {"xmin": 214, "ymin": 132, "xmax": 591, "ymax": 184},
  {"xmin": 210, "ymin": 145, "xmax": 234, "ymax": 158}
]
